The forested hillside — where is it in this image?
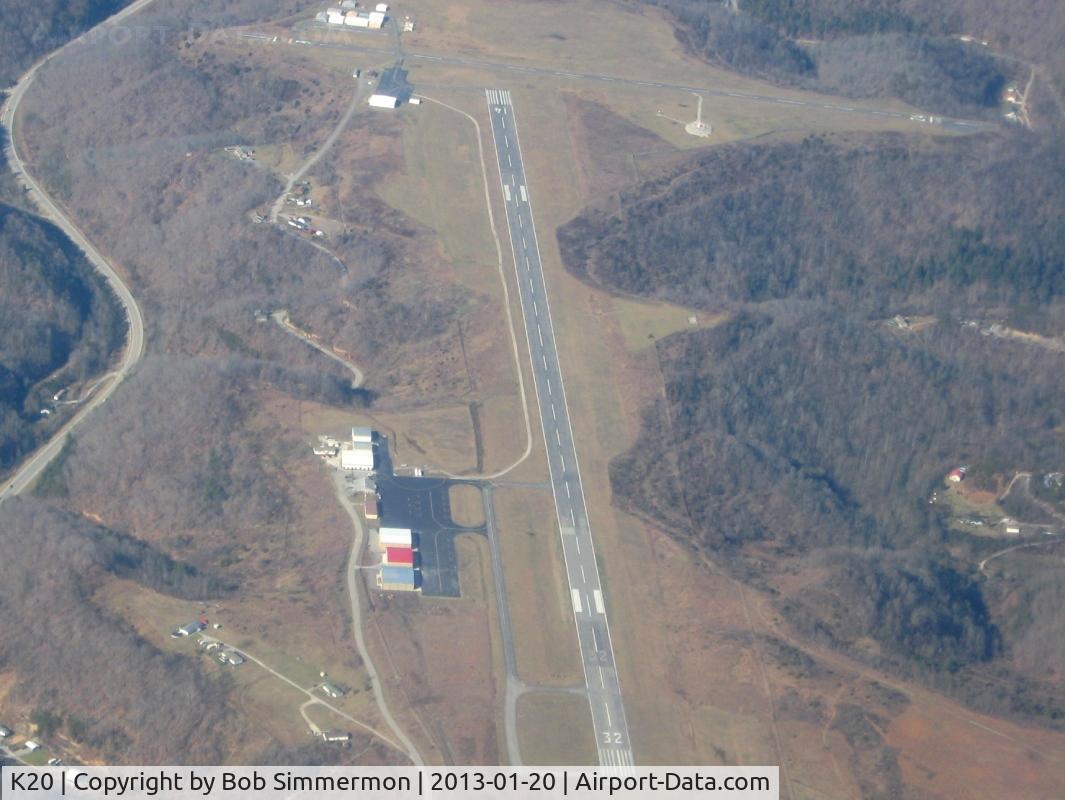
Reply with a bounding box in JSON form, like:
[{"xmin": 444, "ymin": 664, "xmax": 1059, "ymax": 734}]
[
  {"xmin": 0, "ymin": 203, "xmax": 125, "ymax": 474},
  {"xmin": 0, "ymin": 0, "xmax": 132, "ymax": 86},
  {"xmin": 562, "ymin": 125, "xmax": 1065, "ymax": 724},
  {"xmin": 0, "ymin": 499, "xmax": 238, "ymax": 762},
  {"xmin": 635, "ymin": 0, "xmax": 1057, "ymax": 119},
  {"xmin": 559, "ymin": 132, "xmax": 1065, "ymax": 314}
]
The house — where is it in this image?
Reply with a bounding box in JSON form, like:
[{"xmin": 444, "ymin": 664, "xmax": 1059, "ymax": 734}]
[
  {"xmin": 172, "ymin": 620, "xmax": 206, "ymax": 638},
  {"xmin": 948, "ymin": 467, "xmax": 967, "ymax": 483},
  {"xmin": 0, "ymin": 725, "xmax": 12, "ymax": 738},
  {"xmin": 24, "ymin": 741, "xmax": 41, "ymax": 752},
  {"xmin": 320, "ymin": 682, "xmax": 346, "ymax": 699},
  {"xmin": 364, "ymin": 496, "xmax": 379, "ymax": 520}
]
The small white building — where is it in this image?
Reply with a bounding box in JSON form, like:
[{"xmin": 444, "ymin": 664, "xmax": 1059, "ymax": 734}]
[
  {"xmin": 352, "ymin": 426, "xmax": 373, "ymax": 444},
  {"xmin": 25, "ymin": 741, "xmax": 41, "ymax": 752},
  {"xmin": 375, "ymin": 3, "xmax": 389, "ymax": 12},
  {"xmin": 369, "ymin": 93, "xmax": 399, "ymax": 109},
  {"xmin": 326, "ymin": 8, "xmax": 345, "ymax": 25}
]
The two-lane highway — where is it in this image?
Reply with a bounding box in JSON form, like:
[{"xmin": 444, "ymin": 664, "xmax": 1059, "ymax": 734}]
[
  {"xmin": 485, "ymin": 88, "xmax": 634, "ymax": 770},
  {"xmin": 0, "ymin": 0, "xmax": 153, "ymax": 505}
]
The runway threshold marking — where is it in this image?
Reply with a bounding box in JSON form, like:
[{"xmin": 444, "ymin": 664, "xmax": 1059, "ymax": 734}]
[
  {"xmin": 571, "ymin": 589, "xmax": 584, "ymax": 614},
  {"xmin": 593, "ymin": 589, "xmax": 605, "ymax": 615}
]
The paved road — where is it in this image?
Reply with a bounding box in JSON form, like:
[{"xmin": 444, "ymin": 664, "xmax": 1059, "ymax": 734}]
[
  {"xmin": 265, "ymin": 29, "xmax": 993, "ymax": 132},
  {"xmin": 485, "ymin": 88, "xmax": 634, "ymax": 770},
  {"xmin": 331, "ymin": 473, "xmax": 426, "ymax": 765},
  {"xmin": 0, "ymin": 0, "xmax": 155, "ymax": 504}
]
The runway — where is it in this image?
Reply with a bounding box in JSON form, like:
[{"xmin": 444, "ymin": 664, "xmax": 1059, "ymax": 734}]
[{"xmin": 485, "ymin": 88, "xmax": 634, "ymax": 770}]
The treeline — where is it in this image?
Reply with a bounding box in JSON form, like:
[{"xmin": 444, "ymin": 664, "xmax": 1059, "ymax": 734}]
[
  {"xmin": 0, "ymin": 499, "xmax": 241, "ymax": 762},
  {"xmin": 613, "ymin": 311, "xmax": 1065, "ymax": 554},
  {"xmin": 609, "ymin": 308, "xmax": 1065, "ymax": 722},
  {"xmin": 559, "ymin": 132, "xmax": 1065, "ymax": 313},
  {"xmin": 575, "ymin": 129, "xmax": 1065, "ymax": 722},
  {"xmin": 635, "ymin": 0, "xmax": 1010, "ymax": 115},
  {"xmin": 0, "ymin": 0, "xmax": 132, "ymax": 87},
  {"xmin": 741, "ymin": 0, "xmax": 924, "ymax": 38},
  {"xmin": 36, "ymin": 356, "xmax": 331, "ymax": 538},
  {"xmin": 0, "ymin": 203, "xmax": 125, "ymax": 473}
]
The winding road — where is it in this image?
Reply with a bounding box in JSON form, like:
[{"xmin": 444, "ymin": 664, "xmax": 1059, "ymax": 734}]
[{"xmin": 0, "ymin": 0, "xmax": 155, "ymax": 504}]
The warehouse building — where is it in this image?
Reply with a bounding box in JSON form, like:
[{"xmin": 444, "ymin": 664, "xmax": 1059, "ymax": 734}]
[
  {"xmin": 340, "ymin": 441, "xmax": 374, "ymax": 471},
  {"xmin": 338, "ymin": 426, "xmax": 375, "ymax": 471},
  {"xmin": 384, "ymin": 546, "xmax": 415, "ymax": 566},
  {"xmin": 378, "ymin": 565, "xmax": 417, "ymax": 591},
  {"xmin": 368, "ymin": 65, "xmax": 410, "ymax": 110},
  {"xmin": 379, "ymin": 526, "xmax": 413, "ymax": 547}
]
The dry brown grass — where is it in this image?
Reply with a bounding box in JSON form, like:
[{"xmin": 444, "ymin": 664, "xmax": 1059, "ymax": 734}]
[
  {"xmin": 495, "ymin": 487, "xmax": 583, "ymax": 687},
  {"xmin": 516, "ymin": 691, "xmax": 597, "ymax": 766},
  {"xmin": 449, "ymin": 483, "xmax": 485, "ymax": 527},
  {"xmin": 361, "ymin": 533, "xmax": 506, "ymax": 764}
]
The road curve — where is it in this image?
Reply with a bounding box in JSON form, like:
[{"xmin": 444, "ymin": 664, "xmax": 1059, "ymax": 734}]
[{"xmin": 0, "ymin": 0, "xmax": 156, "ymax": 504}]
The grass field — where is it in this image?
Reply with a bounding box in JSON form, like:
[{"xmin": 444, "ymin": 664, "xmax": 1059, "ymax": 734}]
[
  {"xmin": 449, "ymin": 483, "xmax": 486, "ymax": 527},
  {"xmin": 495, "ymin": 487, "xmax": 583, "ymax": 687},
  {"xmin": 516, "ymin": 691, "xmax": 597, "ymax": 765},
  {"xmin": 359, "ymin": 532, "xmax": 507, "ymax": 764}
]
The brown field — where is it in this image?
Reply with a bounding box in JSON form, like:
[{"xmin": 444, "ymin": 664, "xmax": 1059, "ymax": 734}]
[
  {"xmin": 516, "ymin": 692, "xmax": 598, "ymax": 766},
  {"xmin": 449, "ymin": 483, "xmax": 486, "ymax": 527},
  {"xmin": 96, "ymin": 578, "xmax": 392, "ymax": 754},
  {"xmin": 495, "ymin": 487, "xmax": 583, "ymax": 688}
]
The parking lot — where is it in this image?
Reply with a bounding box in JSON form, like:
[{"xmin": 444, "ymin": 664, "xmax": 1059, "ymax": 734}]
[{"xmin": 375, "ymin": 437, "xmax": 485, "ymax": 597}]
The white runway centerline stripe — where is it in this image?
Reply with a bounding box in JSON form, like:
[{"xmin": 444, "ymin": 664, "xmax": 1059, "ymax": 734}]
[{"xmin": 485, "ymin": 87, "xmax": 634, "ymax": 769}]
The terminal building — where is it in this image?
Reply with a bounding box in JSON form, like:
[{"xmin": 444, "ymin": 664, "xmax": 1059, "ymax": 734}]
[{"xmin": 339, "ymin": 427, "xmax": 374, "ymax": 471}]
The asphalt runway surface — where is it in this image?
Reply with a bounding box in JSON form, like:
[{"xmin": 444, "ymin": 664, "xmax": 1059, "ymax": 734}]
[{"xmin": 486, "ymin": 88, "xmax": 635, "ymax": 770}]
